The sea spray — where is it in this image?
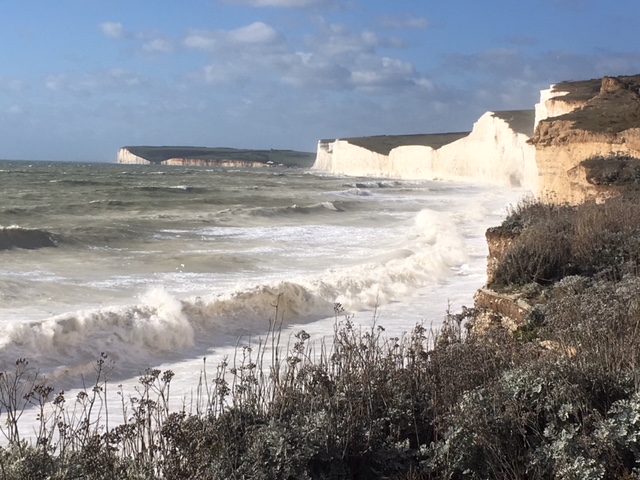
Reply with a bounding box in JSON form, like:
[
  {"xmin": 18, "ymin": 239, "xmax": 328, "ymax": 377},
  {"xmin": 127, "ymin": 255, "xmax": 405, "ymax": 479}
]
[{"xmin": 0, "ymin": 160, "xmax": 527, "ymax": 439}]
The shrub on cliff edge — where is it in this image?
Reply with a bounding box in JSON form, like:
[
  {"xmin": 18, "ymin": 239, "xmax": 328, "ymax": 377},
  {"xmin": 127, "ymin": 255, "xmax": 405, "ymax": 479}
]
[{"xmin": 490, "ymin": 197, "xmax": 640, "ymax": 288}]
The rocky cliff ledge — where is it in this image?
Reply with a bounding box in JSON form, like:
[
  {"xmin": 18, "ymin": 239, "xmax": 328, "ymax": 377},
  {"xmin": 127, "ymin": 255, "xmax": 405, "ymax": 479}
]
[
  {"xmin": 532, "ymin": 74, "xmax": 640, "ymax": 204},
  {"xmin": 313, "ymin": 110, "xmax": 538, "ymax": 190}
]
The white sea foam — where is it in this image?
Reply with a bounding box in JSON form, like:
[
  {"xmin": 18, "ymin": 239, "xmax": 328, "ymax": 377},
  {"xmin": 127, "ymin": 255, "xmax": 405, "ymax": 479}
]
[
  {"xmin": 0, "ymin": 288, "xmax": 194, "ymax": 372},
  {"xmin": 0, "ymin": 161, "xmax": 527, "ymax": 440}
]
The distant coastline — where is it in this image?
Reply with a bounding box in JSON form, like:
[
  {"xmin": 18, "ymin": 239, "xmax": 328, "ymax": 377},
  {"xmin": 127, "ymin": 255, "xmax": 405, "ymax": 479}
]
[{"xmin": 117, "ymin": 146, "xmax": 316, "ymax": 168}]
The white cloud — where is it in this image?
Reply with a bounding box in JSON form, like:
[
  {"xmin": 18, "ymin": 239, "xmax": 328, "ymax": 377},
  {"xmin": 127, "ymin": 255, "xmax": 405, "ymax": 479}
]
[
  {"xmin": 6, "ymin": 105, "xmax": 23, "ymax": 115},
  {"xmin": 0, "ymin": 78, "xmax": 24, "ymax": 92},
  {"xmin": 96, "ymin": 16, "xmax": 424, "ymax": 94},
  {"xmin": 220, "ymin": 0, "xmax": 332, "ymax": 7},
  {"xmin": 379, "ymin": 16, "xmax": 429, "ymax": 30},
  {"xmin": 311, "ymin": 23, "xmax": 379, "ymax": 56},
  {"xmin": 350, "ymin": 56, "xmax": 417, "ymax": 90},
  {"xmin": 100, "ymin": 22, "xmax": 125, "ymax": 39},
  {"xmin": 182, "ymin": 18, "xmax": 430, "ymax": 94},
  {"xmin": 184, "ymin": 22, "xmax": 282, "ymax": 52},
  {"xmin": 280, "ymin": 53, "xmax": 352, "ymax": 88},
  {"xmin": 44, "ymin": 70, "xmax": 147, "ymax": 95},
  {"xmin": 184, "ymin": 33, "xmax": 217, "ymax": 50},
  {"xmin": 143, "ymin": 38, "xmax": 175, "ymax": 53},
  {"xmin": 229, "ymin": 22, "xmax": 281, "ymax": 44}
]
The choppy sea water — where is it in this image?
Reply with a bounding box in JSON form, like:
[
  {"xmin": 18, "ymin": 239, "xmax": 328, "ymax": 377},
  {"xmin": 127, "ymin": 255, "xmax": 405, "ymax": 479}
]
[{"xmin": 0, "ymin": 160, "xmax": 524, "ymax": 426}]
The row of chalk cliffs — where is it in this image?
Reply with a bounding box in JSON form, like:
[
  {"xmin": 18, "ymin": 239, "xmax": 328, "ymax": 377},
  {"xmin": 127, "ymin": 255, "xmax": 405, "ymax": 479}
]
[
  {"xmin": 313, "ymin": 74, "xmax": 640, "ymax": 204},
  {"xmin": 118, "ymin": 74, "xmax": 640, "ymax": 205},
  {"xmin": 118, "ymin": 74, "xmax": 640, "ymax": 331}
]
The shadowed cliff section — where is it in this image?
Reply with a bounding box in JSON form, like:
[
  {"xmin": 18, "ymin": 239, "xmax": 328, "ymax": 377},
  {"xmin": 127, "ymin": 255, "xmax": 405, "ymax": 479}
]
[
  {"xmin": 120, "ymin": 146, "xmax": 316, "ymax": 168},
  {"xmin": 492, "ymin": 110, "xmax": 535, "ymax": 136}
]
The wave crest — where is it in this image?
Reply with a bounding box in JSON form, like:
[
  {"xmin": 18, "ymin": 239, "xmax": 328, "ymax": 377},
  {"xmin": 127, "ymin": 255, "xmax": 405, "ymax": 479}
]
[{"xmin": 0, "ymin": 226, "xmax": 59, "ymax": 250}]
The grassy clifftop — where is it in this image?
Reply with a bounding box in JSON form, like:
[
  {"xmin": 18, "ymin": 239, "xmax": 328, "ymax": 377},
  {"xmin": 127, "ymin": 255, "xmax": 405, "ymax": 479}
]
[
  {"xmin": 324, "ymin": 132, "xmax": 470, "ymax": 156},
  {"xmin": 327, "ymin": 109, "xmax": 534, "ymax": 156},
  {"xmin": 549, "ymin": 74, "xmax": 640, "ymax": 133},
  {"xmin": 124, "ymin": 146, "xmax": 316, "ymax": 168}
]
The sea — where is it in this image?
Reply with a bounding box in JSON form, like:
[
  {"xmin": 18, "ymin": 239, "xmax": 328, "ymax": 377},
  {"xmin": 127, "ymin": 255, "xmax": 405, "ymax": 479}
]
[{"xmin": 0, "ymin": 160, "xmax": 525, "ymax": 430}]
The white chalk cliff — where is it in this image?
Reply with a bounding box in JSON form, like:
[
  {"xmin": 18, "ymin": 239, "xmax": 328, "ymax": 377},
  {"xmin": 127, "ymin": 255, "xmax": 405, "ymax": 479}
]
[
  {"xmin": 117, "ymin": 148, "xmax": 150, "ymax": 164},
  {"xmin": 312, "ymin": 110, "xmax": 538, "ymax": 191},
  {"xmin": 533, "ymin": 86, "xmax": 579, "ymax": 131}
]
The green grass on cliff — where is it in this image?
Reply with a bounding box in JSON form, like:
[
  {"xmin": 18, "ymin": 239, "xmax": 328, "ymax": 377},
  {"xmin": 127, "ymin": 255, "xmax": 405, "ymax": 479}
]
[
  {"xmin": 492, "ymin": 110, "xmax": 536, "ymax": 136},
  {"xmin": 337, "ymin": 132, "xmax": 470, "ymax": 156},
  {"xmin": 124, "ymin": 146, "xmax": 316, "ymax": 168},
  {"xmin": 552, "ymin": 77, "xmax": 602, "ymax": 104},
  {"xmin": 546, "ymin": 74, "xmax": 640, "ymax": 133},
  {"xmin": 335, "ymin": 109, "xmax": 534, "ymax": 156}
]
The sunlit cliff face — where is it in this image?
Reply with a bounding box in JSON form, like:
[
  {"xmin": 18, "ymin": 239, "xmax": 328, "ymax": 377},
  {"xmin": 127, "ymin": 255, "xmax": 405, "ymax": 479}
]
[{"xmin": 313, "ymin": 111, "xmax": 537, "ymax": 191}]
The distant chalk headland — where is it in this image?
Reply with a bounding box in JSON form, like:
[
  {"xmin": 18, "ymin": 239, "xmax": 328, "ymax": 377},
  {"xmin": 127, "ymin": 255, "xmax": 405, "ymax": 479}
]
[{"xmin": 117, "ymin": 146, "xmax": 316, "ymax": 168}]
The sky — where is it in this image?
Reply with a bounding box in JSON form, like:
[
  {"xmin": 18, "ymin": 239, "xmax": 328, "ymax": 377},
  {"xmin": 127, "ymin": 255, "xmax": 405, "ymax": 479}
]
[{"xmin": 0, "ymin": 0, "xmax": 639, "ymax": 162}]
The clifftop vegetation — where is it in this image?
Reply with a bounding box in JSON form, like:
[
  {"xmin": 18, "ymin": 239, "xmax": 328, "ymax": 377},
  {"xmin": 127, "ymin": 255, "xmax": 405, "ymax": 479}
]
[
  {"xmin": 331, "ymin": 132, "xmax": 470, "ymax": 156},
  {"xmin": 544, "ymin": 74, "xmax": 640, "ymax": 134}
]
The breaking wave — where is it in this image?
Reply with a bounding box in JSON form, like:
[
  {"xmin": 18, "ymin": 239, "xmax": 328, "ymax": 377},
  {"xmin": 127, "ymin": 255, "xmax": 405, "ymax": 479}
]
[
  {"xmin": 0, "ymin": 226, "xmax": 59, "ymax": 250},
  {"xmin": 0, "ymin": 207, "xmax": 466, "ymax": 380}
]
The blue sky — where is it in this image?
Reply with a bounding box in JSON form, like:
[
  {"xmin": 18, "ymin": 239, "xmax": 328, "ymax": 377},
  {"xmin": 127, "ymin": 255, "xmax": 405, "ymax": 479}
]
[{"xmin": 1, "ymin": 0, "xmax": 639, "ymax": 162}]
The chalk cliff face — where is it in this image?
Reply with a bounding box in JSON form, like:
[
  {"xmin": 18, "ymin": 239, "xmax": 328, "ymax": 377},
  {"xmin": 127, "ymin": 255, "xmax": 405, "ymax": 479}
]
[
  {"xmin": 313, "ymin": 111, "xmax": 538, "ymax": 190},
  {"xmin": 532, "ymin": 75, "xmax": 640, "ymax": 204},
  {"xmin": 117, "ymin": 148, "xmax": 150, "ymax": 164}
]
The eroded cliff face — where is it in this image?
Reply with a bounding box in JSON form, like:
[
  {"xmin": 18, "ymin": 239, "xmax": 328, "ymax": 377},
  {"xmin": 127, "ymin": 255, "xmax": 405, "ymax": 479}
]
[
  {"xmin": 470, "ymin": 226, "xmax": 533, "ymax": 331},
  {"xmin": 532, "ymin": 75, "xmax": 640, "ymax": 204},
  {"xmin": 117, "ymin": 148, "xmax": 150, "ymax": 164},
  {"xmin": 313, "ymin": 111, "xmax": 538, "ymax": 190}
]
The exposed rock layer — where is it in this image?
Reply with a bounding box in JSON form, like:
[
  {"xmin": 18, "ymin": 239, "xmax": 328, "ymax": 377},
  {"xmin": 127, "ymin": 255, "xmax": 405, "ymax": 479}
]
[{"xmin": 532, "ymin": 75, "xmax": 640, "ymax": 204}]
